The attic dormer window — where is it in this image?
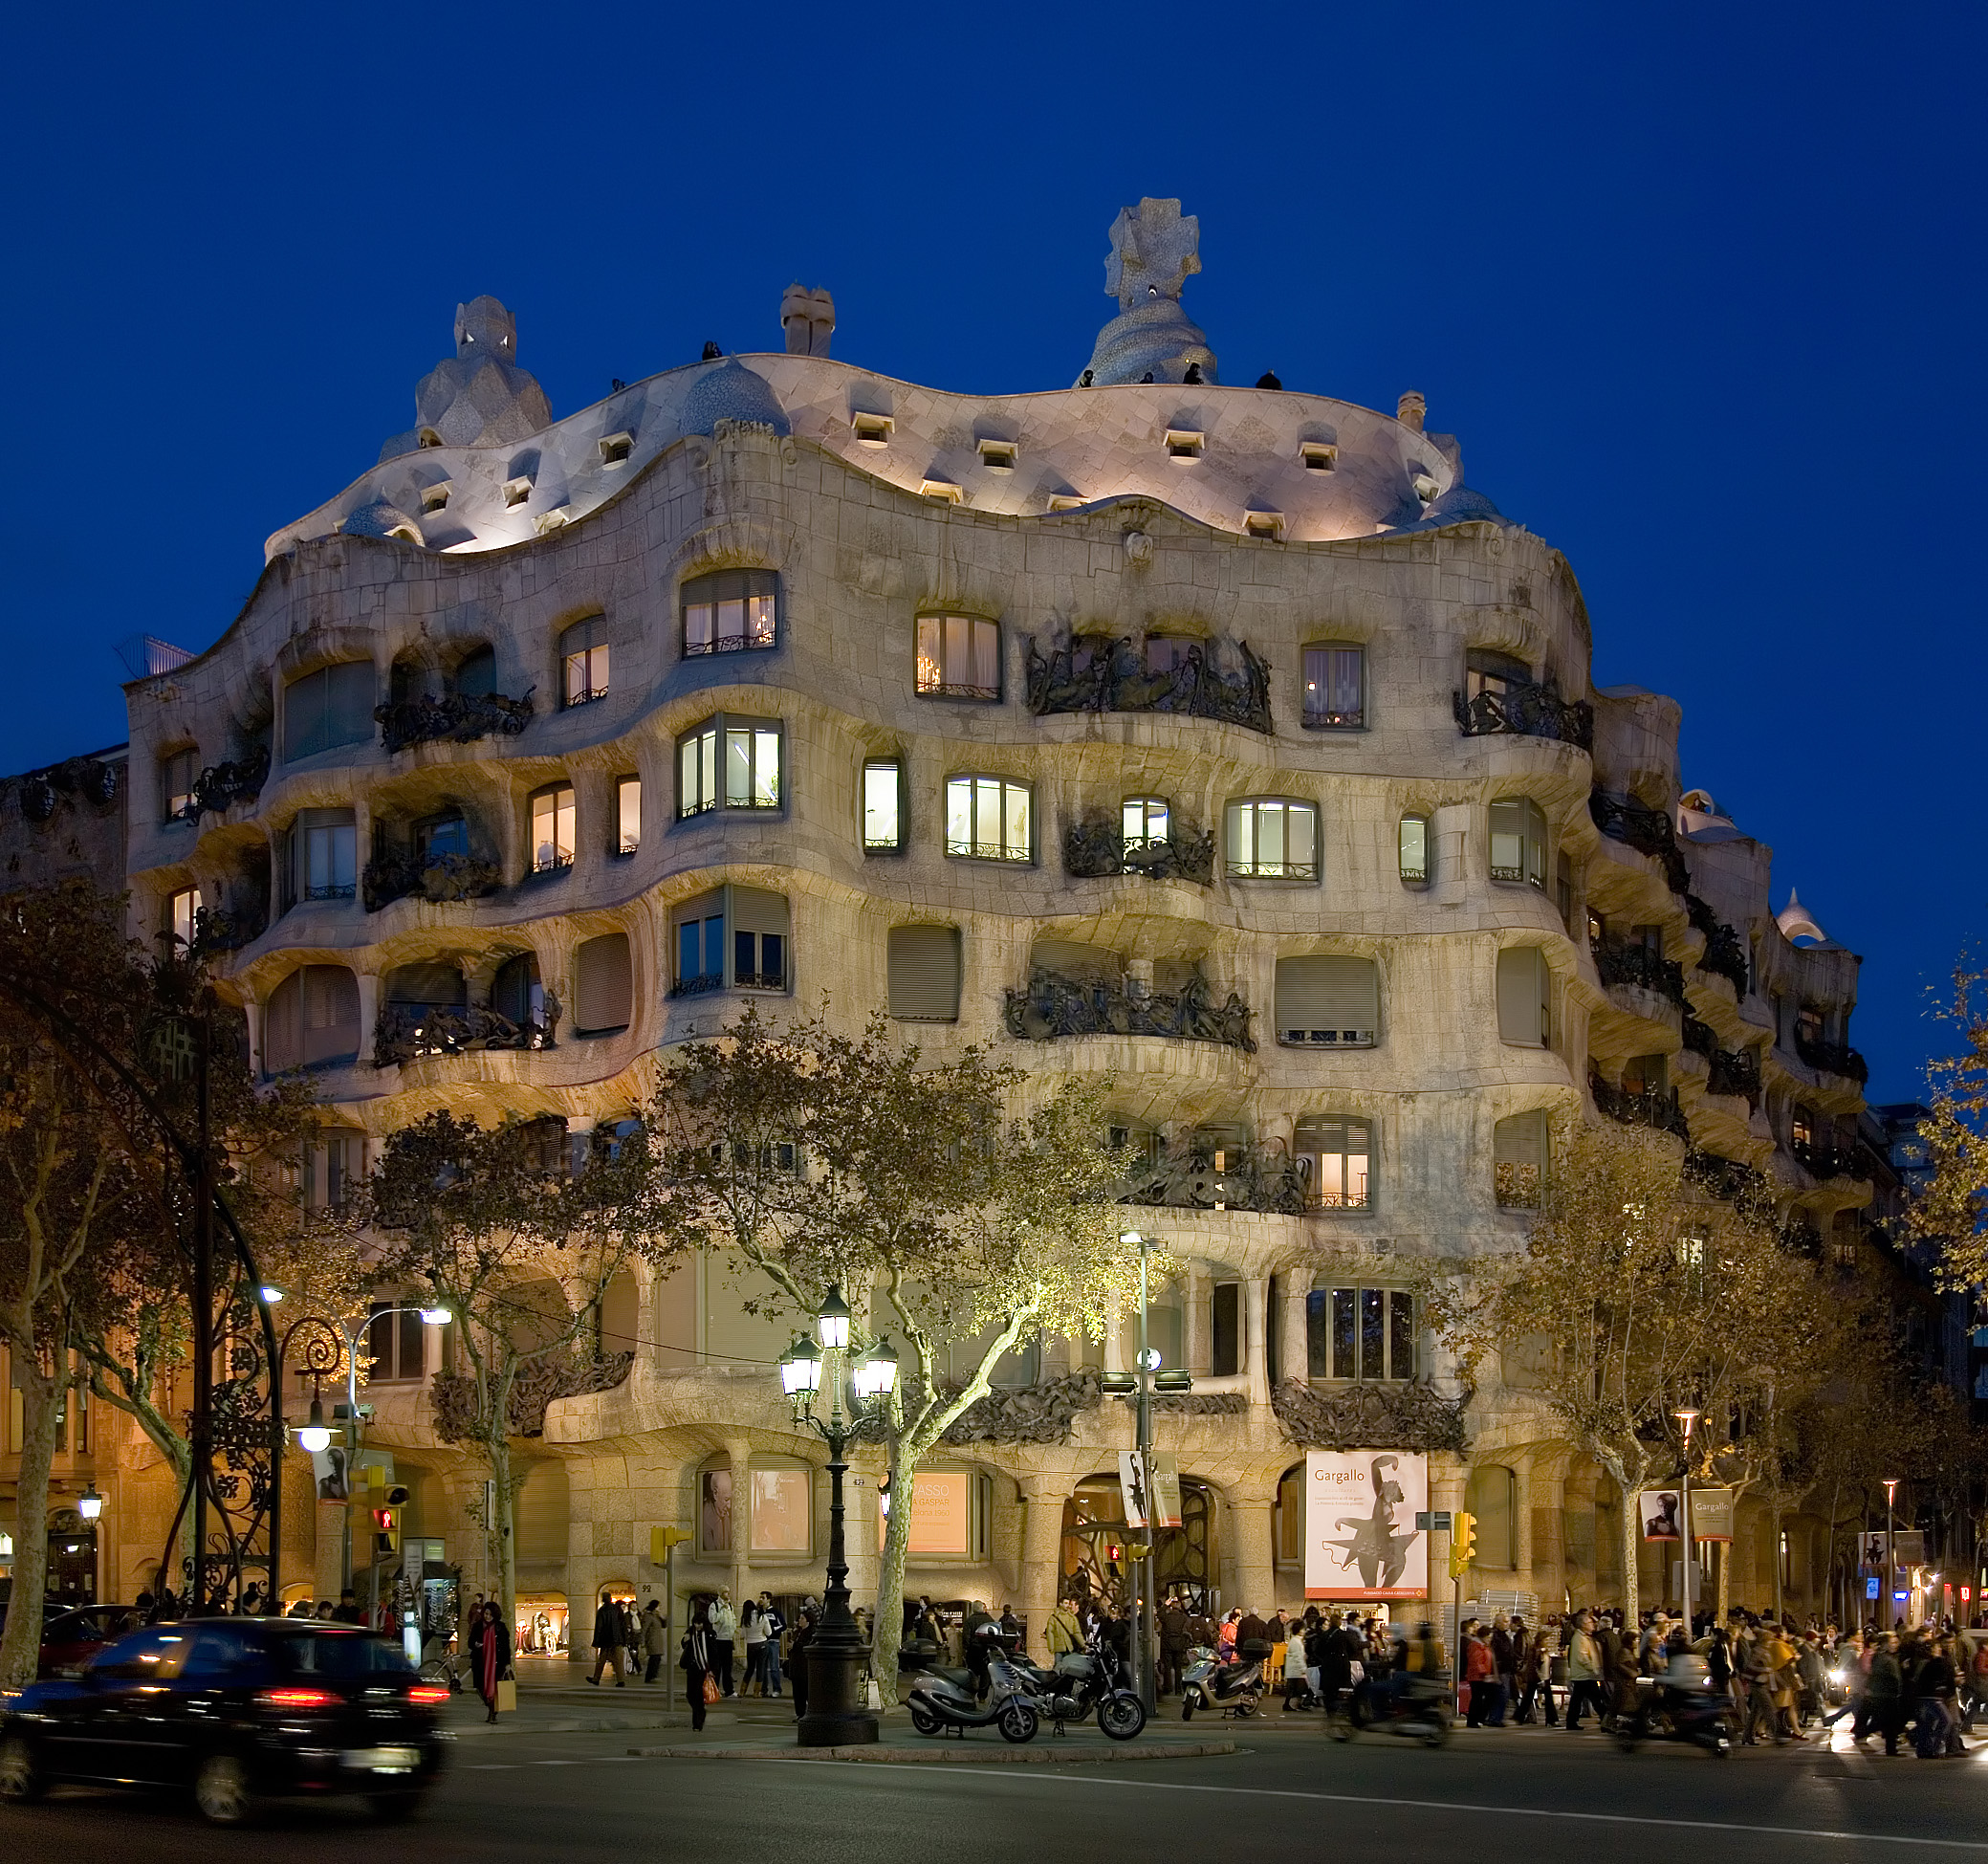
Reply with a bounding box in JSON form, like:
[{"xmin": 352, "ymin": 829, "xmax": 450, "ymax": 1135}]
[
  {"xmin": 599, "ymin": 431, "xmax": 633, "ymax": 466},
  {"xmin": 503, "ymin": 475, "xmax": 533, "ymax": 509},
  {"xmin": 417, "ymin": 428, "xmax": 443, "ymax": 450},
  {"xmin": 419, "ymin": 482, "xmax": 451, "ymax": 513},
  {"xmin": 1300, "ymin": 442, "xmax": 1338, "ymax": 471},
  {"xmin": 1165, "ymin": 429, "xmax": 1205, "ymax": 460},
  {"xmin": 1410, "ymin": 466, "xmax": 1439, "ymax": 502},
  {"xmin": 977, "ymin": 438, "xmax": 1017, "ymax": 471},
  {"xmin": 851, "ymin": 412, "xmax": 894, "ymax": 447}
]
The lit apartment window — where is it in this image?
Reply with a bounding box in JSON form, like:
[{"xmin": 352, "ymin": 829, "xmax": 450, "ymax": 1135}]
[
  {"xmin": 1305, "ymin": 1285, "xmax": 1415, "ymax": 1381},
  {"xmin": 916, "ymin": 615, "xmax": 1001, "ymax": 700},
  {"xmin": 1295, "ymin": 1116, "xmax": 1371, "ymax": 1210},
  {"xmin": 560, "ymin": 615, "xmax": 610, "ymax": 708},
  {"xmin": 1465, "ymin": 648, "xmax": 1531, "ymax": 706},
  {"xmin": 165, "ymin": 886, "xmax": 203, "ymax": 949},
  {"xmin": 1225, "ymin": 799, "xmax": 1319, "ymax": 880},
  {"xmin": 677, "ymin": 717, "xmax": 781, "ymax": 818},
  {"xmin": 415, "ymin": 812, "xmax": 470, "ymax": 862},
  {"xmin": 1488, "ymin": 797, "xmax": 1548, "ymax": 888},
  {"xmin": 945, "ymin": 775, "xmax": 1032, "ymax": 862},
  {"xmin": 615, "ymin": 777, "xmax": 642, "ymax": 855},
  {"xmin": 160, "ymin": 747, "xmax": 199, "ymax": 822},
  {"xmin": 1399, "ymin": 814, "xmax": 1430, "ymax": 885},
  {"xmin": 1123, "ymin": 796, "xmax": 1169, "ymax": 855},
  {"xmin": 1301, "ymin": 645, "xmax": 1365, "ymax": 729},
  {"xmin": 290, "ymin": 809, "xmax": 357, "ymax": 903},
  {"xmin": 863, "ymin": 757, "xmax": 904, "ymax": 851},
  {"xmin": 530, "ymin": 782, "xmax": 577, "ymax": 872},
  {"xmin": 682, "ymin": 570, "xmax": 778, "ymax": 657}
]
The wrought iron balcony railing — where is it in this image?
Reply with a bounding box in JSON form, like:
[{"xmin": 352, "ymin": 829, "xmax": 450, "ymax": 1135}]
[
  {"xmin": 1114, "ymin": 1139, "xmax": 1307, "ymax": 1215},
  {"xmin": 181, "ymin": 745, "xmax": 271, "ymax": 820},
  {"xmin": 1683, "ymin": 1015, "xmax": 1717, "ymax": 1060},
  {"xmin": 1684, "ymin": 893, "xmax": 1751, "ymax": 997},
  {"xmin": 1062, "ymin": 819, "xmax": 1216, "ymax": 886},
  {"xmin": 1025, "ymin": 632, "xmax": 1273, "ymax": 735},
  {"xmin": 1796, "ymin": 1033, "xmax": 1870, "ymax": 1085},
  {"xmin": 376, "ymin": 688, "xmax": 534, "ymax": 755},
  {"xmin": 1452, "ymin": 676, "xmax": 1593, "ymax": 750},
  {"xmin": 362, "ymin": 849, "xmax": 503, "ymax": 912},
  {"xmin": 1589, "ymin": 790, "xmax": 1690, "ymax": 894},
  {"xmin": 1590, "ymin": 1067, "xmax": 1690, "ymax": 1139},
  {"xmin": 1708, "ymin": 1046, "xmax": 1762, "ymax": 1105},
  {"xmin": 1594, "ymin": 940, "xmax": 1687, "ymax": 1006},
  {"xmin": 189, "ymin": 904, "xmax": 265, "ymax": 956},
  {"xmin": 1004, "ymin": 968, "xmax": 1256, "ymax": 1052},
  {"xmin": 373, "ymin": 1000, "xmax": 558, "ymax": 1067}
]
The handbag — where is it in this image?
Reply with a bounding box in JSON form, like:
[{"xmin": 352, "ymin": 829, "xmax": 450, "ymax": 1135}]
[
  {"xmin": 494, "ymin": 1675, "xmax": 517, "ymax": 1714},
  {"xmin": 1347, "ymin": 1659, "xmax": 1365, "ymax": 1683},
  {"xmin": 702, "ymin": 1672, "xmax": 720, "ymax": 1706}
]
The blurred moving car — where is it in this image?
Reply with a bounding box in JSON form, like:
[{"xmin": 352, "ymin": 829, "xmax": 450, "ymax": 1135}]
[
  {"xmin": 39, "ymin": 1606, "xmax": 144, "ymax": 1678},
  {"xmin": 0, "ymin": 1620, "xmax": 448, "ymax": 1824}
]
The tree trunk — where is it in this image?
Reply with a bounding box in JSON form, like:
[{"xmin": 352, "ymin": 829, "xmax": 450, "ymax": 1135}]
[
  {"xmin": 868, "ymin": 1434, "xmax": 927, "ymax": 1706},
  {"xmin": 489, "ymin": 1421, "xmax": 517, "ymax": 1635},
  {"xmin": 0, "ymin": 1361, "xmax": 64, "ymax": 1688},
  {"xmin": 1617, "ymin": 1480, "xmax": 1644, "ymax": 1624}
]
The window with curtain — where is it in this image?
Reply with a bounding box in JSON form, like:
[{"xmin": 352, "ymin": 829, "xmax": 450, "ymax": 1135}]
[
  {"xmin": 1225, "ymin": 799, "xmax": 1319, "ymax": 879},
  {"xmin": 1301, "ymin": 644, "xmax": 1365, "ymax": 728},
  {"xmin": 530, "ymin": 783, "xmax": 576, "ymax": 871},
  {"xmin": 367, "ymin": 1301, "xmax": 427, "ymax": 1383},
  {"xmin": 289, "ymin": 808, "xmax": 357, "ymax": 904},
  {"xmin": 165, "ymin": 886, "xmax": 202, "ymax": 950},
  {"xmin": 284, "ymin": 662, "xmax": 376, "ymax": 761},
  {"xmin": 159, "ymin": 747, "xmax": 198, "ymax": 822},
  {"xmin": 1122, "ymin": 795, "xmax": 1169, "ymax": 854},
  {"xmin": 1488, "ymin": 796, "xmax": 1548, "ymax": 887},
  {"xmin": 1294, "ymin": 1116, "xmax": 1371, "ymax": 1209},
  {"xmin": 1304, "ymin": 1285, "xmax": 1415, "ymax": 1381},
  {"xmin": 1398, "ymin": 813, "xmax": 1430, "ymax": 885},
  {"xmin": 615, "ymin": 776, "xmax": 641, "ymax": 855},
  {"xmin": 863, "ymin": 757, "xmax": 904, "ymax": 851},
  {"xmin": 560, "ymin": 614, "xmax": 610, "ymax": 707},
  {"xmin": 1494, "ymin": 1109, "xmax": 1548, "ymax": 1209},
  {"xmin": 677, "ymin": 716, "xmax": 781, "ymax": 816},
  {"xmin": 916, "ymin": 615, "xmax": 1001, "ymax": 699},
  {"xmin": 682, "ymin": 569, "xmax": 778, "ymax": 656},
  {"xmin": 945, "ymin": 775, "xmax": 1032, "ymax": 862}
]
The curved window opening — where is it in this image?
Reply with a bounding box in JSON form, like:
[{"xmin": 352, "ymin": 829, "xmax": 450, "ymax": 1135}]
[
  {"xmin": 1294, "ymin": 1116, "xmax": 1371, "ymax": 1210},
  {"xmin": 560, "ymin": 615, "xmax": 610, "ymax": 709},
  {"xmin": 683, "ymin": 570, "xmax": 778, "ymax": 657},
  {"xmin": 264, "ymin": 965, "xmax": 361, "ymax": 1074},
  {"xmin": 1302, "ymin": 644, "xmax": 1365, "ymax": 729},
  {"xmin": 530, "ymin": 783, "xmax": 577, "ymax": 872},
  {"xmin": 1489, "ymin": 796, "xmax": 1548, "ymax": 888},
  {"xmin": 284, "ymin": 662, "xmax": 375, "ymax": 763},
  {"xmin": 454, "ymin": 645, "xmax": 497, "ymax": 698},
  {"xmin": 916, "ymin": 615, "xmax": 1000, "ymax": 700},
  {"xmin": 945, "ymin": 775, "xmax": 1031, "ymax": 862},
  {"xmin": 1398, "ymin": 813, "xmax": 1430, "ymax": 886},
  {"xmin": 1226, "ymin": 799, "xmax": 1318, "ymax": 880}
]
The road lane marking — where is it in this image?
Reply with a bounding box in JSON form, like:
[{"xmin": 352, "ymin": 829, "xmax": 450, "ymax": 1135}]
[{"xmin": 774, "ymin": 1762, "xmax": 1988, "ymax": 1852}]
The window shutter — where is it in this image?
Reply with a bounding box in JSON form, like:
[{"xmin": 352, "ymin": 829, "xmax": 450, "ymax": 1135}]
[
  {"xmin": 300, "ymin": 966, "xmax": 360, "ymax": 1067},
  {"xmin": 562, "ymin": 613, "xmax": 606, "ymax": 656},
  {"xmin": 1275, "ymin": 955, "xmax": 1378, "ymax": 1045},
  {"xmin": 387, "ymin": 962, "xmax": 464, "ymax": 1008},
  {"xmin": 731, "ymin": 887, "xmax": 791, "ymax": 937},
  {"xmin": 264, "ymin": 972, "xmax": 302, "ymax": 1074},
  {"xmin": 1496, "ymin": 946, "xmax": 1549, "ymax": 1046},
  {"xmin": 491, "ymin": 953, "xmax": 539, "ymax": 1025},
  {"xmin": 1494, "ymin": 1109, "xmax": 1546, "ymax": 1170},
  {"xmin": 888, "ymin": 925, "xmax": 961, "ymax": 1021},
  {"xmin": 574, "ymin": 933, "xmax": 633, "ymax": 1035},
  {"xmin": 325, "ymin": 663, "xmax": 376, "ymax": 751}
]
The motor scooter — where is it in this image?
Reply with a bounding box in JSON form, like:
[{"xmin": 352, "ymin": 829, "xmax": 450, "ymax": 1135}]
[
  {"xmin": 1334, "ymin": 1675, "xmax": 1452, "ymax": 1747},
  {"xmin": 1180, "ymin": 1641, "xmax": 1268, "ymax": 1721},
  {"xmin": 906, "ymin": 1642, "xmax": 1040, "ymax": 1743},
  {"xmin": 1616, "ymin": 1674, "xmax": 1733, "ymax": 1757}
]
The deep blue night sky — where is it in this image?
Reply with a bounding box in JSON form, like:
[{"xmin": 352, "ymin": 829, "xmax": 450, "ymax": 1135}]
[{"xmin": 3, "ymin": 4, "xmax": 1981, "ymax": 1101}]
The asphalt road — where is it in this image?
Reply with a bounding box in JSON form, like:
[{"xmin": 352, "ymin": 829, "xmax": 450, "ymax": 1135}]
[{"xmin": 4, "ymin": 1719, "xmax": 1984, "ymax": 1864}]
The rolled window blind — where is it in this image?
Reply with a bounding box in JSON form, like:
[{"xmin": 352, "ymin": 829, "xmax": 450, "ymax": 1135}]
[
  {"xmin": 300, "ymin": 965, "xmax": 360, "ymax": 1067},
  {"xmin": 1276, "ymin": 955, "xmax": 1378, "ymax": 1046},
  {"xmin": 387, "ymin": 962, "xmax": 465, "ymax": 1008},
  {"xmin": 1496, "ymin": 946, "xmax": 1549, "ymax": 1046},
  {"xmin": 732, "ymin": 887, "xmax": 791, "ymax": 936},
  {"xmin": 574, "ymin": 933, "xmax": 633, "ymax": 1035},
  {"xmin": 888, "ymin": 924, "xmax": 961, "ymax": 1021},
  {"xmin": 264, "ymin": 971, "xmax": 302, "ymax": 1074},
  {"xmin": 1493, "ymin": 1109, "xmax": 1547, "ymax": 1169}
]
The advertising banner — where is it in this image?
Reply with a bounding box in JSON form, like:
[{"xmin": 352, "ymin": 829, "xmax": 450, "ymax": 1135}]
[
  {"xmin": 1303, "ymin": 1451, "xmax": 1428, "ymax": 1600},
  {"xmin": 1688, "ymin": 1487, "xmax": 1735, "ymax": 1542},
  {"xmin": 1118, "ymin": 1452, "xmax": 1150, "ymax": 1529},
  {"xmin": 1639, "ymin": 1490, "xmax": 1683, "ymax": 1540},
  {"xmin": 880, "ymin": 1469, "xmax": 972, "ymax": 1555},
  {"xmin": 1891, "ymin": 1529, "xmax": 1926, "ymax": 1568},
  {"xmin": 1641, "ymin": 1486, "xmax": 1733, "ymax": 1541},
  {"xmin": 1147, "ymin": 1453, "xmax": 1184, "ymax": 1529}
]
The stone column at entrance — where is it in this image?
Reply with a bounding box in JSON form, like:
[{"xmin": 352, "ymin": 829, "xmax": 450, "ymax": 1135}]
[
  {"xmin": 1018, "ymin": 1478, "xmax": 1067, "ymax": 1664},
  {"xmin": 724, "ymin": 1436, "xmax": 753, "ymax": 1634},
  {"xmin": 1278, "ymin": 1278, "xmax": 1307, "ymax": 1390},
  {"xmin": 1232, "ymin": 1491, "xmax": 1275, "ymax": 1617},
  {"xmin": 1185, "ymin": 1268, "xmax": 1211, "ymax": 1377},
  {"xmin": 1242, "ymin": 1276, "xmax": 1271, "ymax": 1409},
  {"xmin": 1430, "ymin": 1455, "xmax": 1467, "ymax": 1621}
]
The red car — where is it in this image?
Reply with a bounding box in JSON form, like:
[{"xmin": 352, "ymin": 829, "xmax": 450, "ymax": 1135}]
[{"xmin": 39, "ymin": 1607, "xmax": 143, "ymax": 1679}]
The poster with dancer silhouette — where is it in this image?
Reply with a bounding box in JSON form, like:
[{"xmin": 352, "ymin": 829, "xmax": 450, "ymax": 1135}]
[{"xmin": 1303, "ymin": 1450, "xmax": 1428, "ymax": 1600}]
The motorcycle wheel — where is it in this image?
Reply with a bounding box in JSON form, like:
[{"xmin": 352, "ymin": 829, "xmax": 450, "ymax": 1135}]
[
  {"xmin": 909, "ymin": 1704, "xmax": 941, "ymax": 1736},
  {"xmin": 1422, "ymin": 1724, "xmax": 1448, "ymax": 1749},
  {"xmin": 1182, "ymin": 1697, "xmax": 1195, "ymax": 1721},
  {"xmin": 1233, "ymin": 1696, "xmax": 1257, "ymax": 1720},
  {"xmin": 997, "ymin": 1701, "xmax": 1038, "ymax": 1745},
  {"xmin": 1100, "ymin": 1694, "xmax": 1147, "ymax": 1742}
]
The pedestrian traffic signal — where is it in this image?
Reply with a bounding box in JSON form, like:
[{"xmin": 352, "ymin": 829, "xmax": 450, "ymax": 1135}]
[
  {"xmin": 1450, "ymin": 1510, "xmax": 1475, "ymax": 1577},
  {"xmin": 374, "ymin": 1484, "xmax": 408, "ymax": 1553}
]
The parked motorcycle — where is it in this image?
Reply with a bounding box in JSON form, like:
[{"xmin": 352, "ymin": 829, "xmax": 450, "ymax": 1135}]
[
  {"xmin": 1016, "ymin": 1632, "xmax": 1147, "ymax": 1739},
  {"xmin": 1180, "ymin": 1641, "xmax": 1268, "ymax": 1721},
  {"xmin": 906, "ymin": 1642, "xmax": 1040, "ymax": 1743}
]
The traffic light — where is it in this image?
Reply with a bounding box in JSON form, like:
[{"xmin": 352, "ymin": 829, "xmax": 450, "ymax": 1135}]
[
  {"xmin": 1450, "ymin": 1510, "xmax": 1476, "ymax": 1577},
  {"xmin": 374, "ymin": 1484, "xmax": 407, "ymax": 1554}
]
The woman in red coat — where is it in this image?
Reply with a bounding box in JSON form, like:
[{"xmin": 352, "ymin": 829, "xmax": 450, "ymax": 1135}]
[{"xmin": 478, "ymin": 1602, "xmax": 513, "ymax": 1723}]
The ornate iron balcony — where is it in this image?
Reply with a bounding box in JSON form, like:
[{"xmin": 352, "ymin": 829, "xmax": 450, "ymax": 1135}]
[
  {"xmin": 182, "ymin": 745, "xmax": 271, "ymax": 820},
  {"xmin": 362, "ymin": 849, "xmax": 502, "ymax": 912},
  {"xmin": 1025, "ymin": 632, "xmax": 1273, "ymax": 735},
  {"xmin": 1589, "ymin": 1067, "xmax": 1689, "ymax": 1138},
  {"xmin": 1113, "ymin": 1136, "xmax": 1305, "ymax": 1214},
  {"xmin": 373, "ymin": 999, "xmax": 558, "ymax": 1067},
  {"xmin": 1796, "ymin": 1033, "xmax": 1870, "ymax": 1085},
  {"xmin": 1685, "ymin": 893, "xmax": 1750, "ymax": 997},
  {"xmin": 1062, "ymin": 819, "xmax": 1216, "ymax": 886},
  {"xmin": 1003, "ymin": 968, "xmax": 1256, "ymax": 1052},
  {"xmin": 1793, "ymin": 1135, "xmax": 1862, "ymax": 1180},
  {"xmin": 1685, "ymin": 1148, "xmax": 1765, "ymax": 1205},
  {"xmin": 1708, "ymin": 1046, "xmax": 1762, "ymax": 1105},
  {"xmin": 1682, "ymin": 1015, "xmax": 1717, "ymax": 1060},
  {"xmin": 1589, "ymin": 790, "xmax": 1690, "ymax": 894},
  {"xmin": 376, "ymin": 688, "xmax": 534, "ymax": 755},
  {"xmin": 189, "ymin": 904, "xmax": 264, "ymax": 956},
  {"xmin": 1594, "ymin": 940, "xmax": 1687, "ymax": 1006},
  {"xmin": 668, "ymin": 972, "xmax": 725, "ymax": 998},
  {"xmin": 1452, "ymin": 676, "xmax": 1593, "ymax": 750}
]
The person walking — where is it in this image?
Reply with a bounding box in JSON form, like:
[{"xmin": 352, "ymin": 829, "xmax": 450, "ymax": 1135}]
[
  {"xmin": 1856, "ymin": 1634, "xmax": 1905, "ymax": 1755},
  {"xmin": 1047, "ymin": 1594, "xmax": 1085, "ymax": 1657},
  {"xmin": 1565, "ymin": 1611, "xmax": 1605, "ymax": 1731},
  {"xmin": 759, "ymin": 1593, "xmax": 786, "ymax": 1698},
  {"xmin": 589, "ymin": 1589, "xmax": 627, "ymax": 1686},
  {"xmin": 681, "ymin": 1602, "xmax": 715, "ymax": 1733},
  {"xmin": 478, "ymin": 1600, "xmax": 512, "ymax": 1725},
  {"xmin": 740, "ymin": 1599, "xmax": 766, "ymax": 1696},
  {"xmin": 788, "ymin": 1607, "xmax": 816, "ymax": 1722},
  {"xmin": 710, "ymin": 1590, "xmax": 738, "ymax": 1696},
  {"xmin": 1463, "ymin": 1621, "xmax": 1502, "ymax": 1727},
  {"xmin": 641, "ymin": 1599, "xmax": 670, "ymax": 1683}
]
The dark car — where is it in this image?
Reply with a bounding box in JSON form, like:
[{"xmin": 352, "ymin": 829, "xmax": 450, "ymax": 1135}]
[
  {"xmin": 40, "ymin": 1606, "xmax": 145, "ymax": 1678},
  {"xmin": 0, "ymin": 1620, "xmax": 448, "ymax": 1824}
]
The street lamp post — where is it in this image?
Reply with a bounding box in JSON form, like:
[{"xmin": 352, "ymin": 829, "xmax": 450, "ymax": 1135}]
[
  {"xmin": 1884, "ymin": 1477, "xmax": 1900, "ymax": 1627},
  {"xmin": 779, "ymin": 1286, "xmax": 897, "ymax": 1747},
  {"xmin": 1675, "ymin": 1409, "xmax": 1699, "ymax": 1631}
]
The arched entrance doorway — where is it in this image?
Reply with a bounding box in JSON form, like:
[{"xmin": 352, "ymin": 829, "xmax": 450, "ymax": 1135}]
[
  {"xmin": 1060, "ymin": 1473, "xmax": 1218, "ymax": 1615},
  {"xmin": 46, "ymin": 1508, "xmax": 98, "ymax": 1604}
]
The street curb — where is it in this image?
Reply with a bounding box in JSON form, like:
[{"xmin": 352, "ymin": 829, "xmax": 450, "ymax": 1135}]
[{"xmin": 624, "ymin": 1741, "xmax": 1240, "ymax": 1764}]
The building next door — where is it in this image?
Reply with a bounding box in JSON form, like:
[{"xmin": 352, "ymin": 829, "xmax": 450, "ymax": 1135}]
[{"xmin": 46, "ymin": 1507, "xmax": 97, "ymax": 1604}]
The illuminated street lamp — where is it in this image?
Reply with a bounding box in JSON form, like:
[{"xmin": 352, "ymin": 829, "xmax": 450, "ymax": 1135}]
[
  {"xmin": 76, "ymin": 1483, "xmax": 104, "ymax": 1523},
  {"xmin": 1675, "ymin": 1409, "xmax": 1700, "ymax": 1629}
]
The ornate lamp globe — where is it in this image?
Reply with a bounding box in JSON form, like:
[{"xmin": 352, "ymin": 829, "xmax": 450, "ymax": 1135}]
[
  {"xmin": 854, "ymin": 1336, "xmax": 899, "ymax": 1401},
  {"xmin": 77, "ymin": 1483, "xmax": 104, "ymax": 1523},
  {"xmin": 296, "ymin": 1395, "xmax": 333, "ymax": 1455},
  {"xmin": 816, "ymin": 1284, "xmax": 853, "ymax": 1352},
  {"xmin": 780, "ymin": 1333, "xmax": 823, "ymax": 1401}
]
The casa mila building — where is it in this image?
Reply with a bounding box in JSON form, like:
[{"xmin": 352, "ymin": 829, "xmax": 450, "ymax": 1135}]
[{"xmin": 4, "ymin": 200, "xmax": 1876, "ymax": 1653}]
